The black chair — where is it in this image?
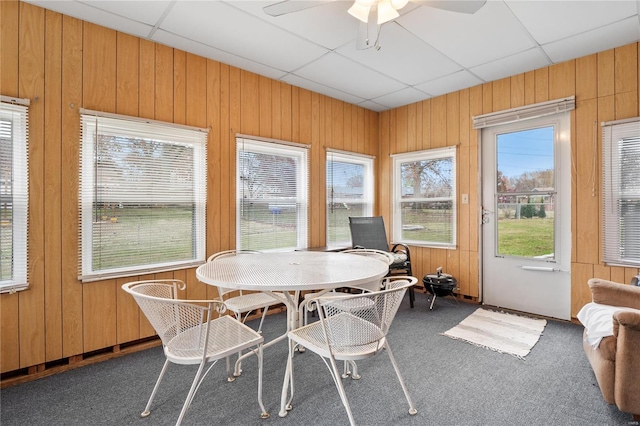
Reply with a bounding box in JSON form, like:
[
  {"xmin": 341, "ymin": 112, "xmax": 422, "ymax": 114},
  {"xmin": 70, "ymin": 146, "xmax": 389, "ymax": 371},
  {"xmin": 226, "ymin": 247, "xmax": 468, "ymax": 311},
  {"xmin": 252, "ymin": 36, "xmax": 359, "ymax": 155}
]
[{"xmin": 348, "ymin": 216, "xmax": 415, "ymax": 307}]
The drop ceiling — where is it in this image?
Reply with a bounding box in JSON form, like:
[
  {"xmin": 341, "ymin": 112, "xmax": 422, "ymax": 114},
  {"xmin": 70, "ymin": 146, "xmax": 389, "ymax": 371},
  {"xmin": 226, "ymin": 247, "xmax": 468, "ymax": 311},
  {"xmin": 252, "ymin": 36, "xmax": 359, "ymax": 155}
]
[{"xmin": 22, "ymin": 0, "xmax": 640, "ymax": 112}]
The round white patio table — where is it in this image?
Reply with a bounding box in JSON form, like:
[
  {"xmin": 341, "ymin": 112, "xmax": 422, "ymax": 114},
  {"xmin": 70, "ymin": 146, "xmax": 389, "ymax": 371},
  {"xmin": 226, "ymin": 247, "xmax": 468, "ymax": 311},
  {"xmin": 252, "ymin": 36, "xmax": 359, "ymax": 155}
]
[{"xmin": 195, "ymin": 250, "xmax": 389, "ymax": 418}]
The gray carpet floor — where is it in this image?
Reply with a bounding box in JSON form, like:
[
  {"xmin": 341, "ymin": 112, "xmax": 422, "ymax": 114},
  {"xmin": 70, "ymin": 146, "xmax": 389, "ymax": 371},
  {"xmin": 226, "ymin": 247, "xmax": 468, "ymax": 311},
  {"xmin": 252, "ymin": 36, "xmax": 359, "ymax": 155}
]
[{"xmin": 0, "ymin": 293, "xmax": 635, "ymax": 426}]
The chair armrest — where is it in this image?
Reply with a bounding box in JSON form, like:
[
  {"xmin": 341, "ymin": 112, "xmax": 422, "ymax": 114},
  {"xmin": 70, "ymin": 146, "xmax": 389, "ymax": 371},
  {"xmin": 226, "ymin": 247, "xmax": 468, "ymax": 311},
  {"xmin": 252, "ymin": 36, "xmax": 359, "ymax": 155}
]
[
  {"xmin": 390, "ymin": 243, "xmax": 411, "ymax": 260},
  {"xmin": 588, "ymin": 278, "xmax": 640, "ymax": 310},
  {"xmin": 613, "ymin": 310, "xmax": 640, "ymax": 414}
]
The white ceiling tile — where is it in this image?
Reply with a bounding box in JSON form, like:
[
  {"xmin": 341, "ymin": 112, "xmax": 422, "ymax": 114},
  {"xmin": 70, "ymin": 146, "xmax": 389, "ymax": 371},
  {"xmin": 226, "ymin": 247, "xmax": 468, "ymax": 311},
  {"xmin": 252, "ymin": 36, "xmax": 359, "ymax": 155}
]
[
  {"xmin": 77, "ymin": 0, "xmax": 174, "ymax": 26},
  {"xmin": 399, "ymin": 1, "xmax": 536, "ymax": 68},
  {"xmin": 372, "ymin": 86, "xmax": 431, "ymax": 109},
  {"xmin": 153, "ymin": 29, "xmax": 288, "ymax": 81},
  {"xmin": 356, "ymin": 99, "xmax": 389, "ymax": 112},
  {"xmin": 227, "ymin": 0, "xmax": 358, "ymax": 50},
  {"xmin": 293, "ymin": 52, "xmax": 407, "ymax": 100},
  {"xmin": 337, "ymin": 21, "xmax": 463, "ymax": 85},
  {"xmin": 470, "ymin": 47, "xmax": 551, "ymax": 82},
  {"xmin": 414, "ymin": 70, "xmax": 484, "ymax": 97},
  {"xmin": 506, "ymin": 0, "xmax": 638, "ymax": 45},
  {"xmin": 543, "ymin": 16, "xmax": 640, "ymax": 64},
  {"xmin": 281, "ymin": 74, "xmax": 367, "ymax": 105},
  {"xmin": 160, "ymin": 1, "xmax": 329, "ymax": 72}
]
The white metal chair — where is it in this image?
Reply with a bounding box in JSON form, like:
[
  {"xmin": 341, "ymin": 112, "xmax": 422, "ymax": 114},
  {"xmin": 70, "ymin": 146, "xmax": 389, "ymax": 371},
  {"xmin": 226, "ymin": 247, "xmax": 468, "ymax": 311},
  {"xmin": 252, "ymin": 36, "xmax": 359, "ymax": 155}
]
[
  {"xmin": 283, "ymin": 277, "xmax": 418, "ymax": 425},
  {"xmin": 208, "ymin": 250, "xmax": 285, "ymax": 376},
  {"xmin": 122, "ymin": 279, "xmax": 269, "ymax": 425}
]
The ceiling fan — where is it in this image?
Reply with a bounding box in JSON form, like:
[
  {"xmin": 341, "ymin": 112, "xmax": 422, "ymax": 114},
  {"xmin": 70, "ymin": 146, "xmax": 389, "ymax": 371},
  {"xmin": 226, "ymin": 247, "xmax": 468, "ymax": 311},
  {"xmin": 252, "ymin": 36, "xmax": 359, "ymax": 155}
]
[{"xmin": 263, "ymin": 0, "xmax": 487, "ymax": 50}]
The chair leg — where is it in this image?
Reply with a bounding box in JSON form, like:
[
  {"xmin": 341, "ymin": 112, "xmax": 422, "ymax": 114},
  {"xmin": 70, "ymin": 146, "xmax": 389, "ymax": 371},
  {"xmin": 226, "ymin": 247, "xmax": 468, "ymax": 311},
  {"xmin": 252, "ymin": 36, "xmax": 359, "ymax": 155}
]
[
  {"xmin": 142, "ymin": 358, "xmax": 170, "ymax": 417},
  {"xmin": 326, "ymin": 355, "xmax": 356, "ymax": 426},
  {"xmin": 279, "ymin": 340, "xmax": 296, "ymax": 417},
  {"xmin": 384, "ymin": 343, "xmax": 417, "ymax": 415},
  {"xmin": 256, "ymin": 344, "xmax": 270, "ymax": 419},
  {"xmin": 175, "ymin": 360, "xmax": 208, "ymax": 426}
]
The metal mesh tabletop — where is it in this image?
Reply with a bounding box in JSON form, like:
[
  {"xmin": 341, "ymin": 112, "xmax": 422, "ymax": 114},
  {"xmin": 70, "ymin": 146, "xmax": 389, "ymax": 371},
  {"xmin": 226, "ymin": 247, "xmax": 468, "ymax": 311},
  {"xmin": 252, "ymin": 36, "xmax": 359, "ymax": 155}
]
[{"xmin": 196, "ymin": 251, "xmax": 389, "ymax": 292}]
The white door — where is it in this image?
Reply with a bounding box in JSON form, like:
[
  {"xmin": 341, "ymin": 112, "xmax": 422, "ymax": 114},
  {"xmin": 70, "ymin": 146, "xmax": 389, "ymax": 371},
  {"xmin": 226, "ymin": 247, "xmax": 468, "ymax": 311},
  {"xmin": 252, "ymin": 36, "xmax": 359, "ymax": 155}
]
[{"xmin": 481, "ymin": 113, "xmax": 571, "ymax": 320}]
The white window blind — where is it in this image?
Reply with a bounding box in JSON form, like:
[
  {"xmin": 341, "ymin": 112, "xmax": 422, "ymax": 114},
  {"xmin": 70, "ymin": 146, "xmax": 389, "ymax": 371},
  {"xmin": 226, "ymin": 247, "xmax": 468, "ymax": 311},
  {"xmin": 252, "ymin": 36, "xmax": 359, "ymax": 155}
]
[
  {"xmin": 602, "ymin": 117, "xmax": 640, "ymax": 267},
  {"xmin": 326, "ymin": 150, "xmax": 374, "ymax": 247},
  {"xmin": 79, "ymin": 110, "xmax": 208, "ymax": 282},
  {"xmin": 0, "ymin": 96, "xmax": 29, "ymax": 293},
  {"xmin": 236, "ymin": 136, "xmax": 308, "ymax": 251},
  {"xmin": 392, "ymin": 146, "xmax": 456, "ymax": 248}
]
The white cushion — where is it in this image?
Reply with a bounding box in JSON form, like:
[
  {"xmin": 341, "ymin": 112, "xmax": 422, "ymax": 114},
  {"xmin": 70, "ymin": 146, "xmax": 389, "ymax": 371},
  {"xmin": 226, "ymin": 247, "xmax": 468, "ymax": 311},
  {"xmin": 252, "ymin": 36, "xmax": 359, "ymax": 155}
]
[{"xmin": 577, "ymin": 302, "xmax": 640, "ymax": 349}]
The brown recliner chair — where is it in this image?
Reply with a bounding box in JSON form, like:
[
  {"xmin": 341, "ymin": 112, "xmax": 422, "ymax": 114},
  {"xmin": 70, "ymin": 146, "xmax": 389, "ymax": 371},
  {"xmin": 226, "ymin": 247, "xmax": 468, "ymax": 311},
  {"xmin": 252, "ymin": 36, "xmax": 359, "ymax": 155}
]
[{"xmin": 582, "ymin": 278, "xmax": 640, "ymax": 420}]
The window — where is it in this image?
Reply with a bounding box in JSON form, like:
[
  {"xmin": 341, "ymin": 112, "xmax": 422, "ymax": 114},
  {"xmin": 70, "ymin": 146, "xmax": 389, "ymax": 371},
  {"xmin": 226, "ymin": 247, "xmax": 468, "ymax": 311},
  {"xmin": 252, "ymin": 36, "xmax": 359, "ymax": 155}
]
[
  {"xmin": 236, "ymin": 136, "xmax": 308, "ymax": 251},
  {"xmin": 326, "ymin": 151, "xmax": 374, "ymax": 247},
  {"xmin": 0, "ymin": 97, "xmax": 29, "ymax": 293},
  {"xmin": 79, "ymin": 111, "xmax": 208, "ymax": 282},
  {"xmin": 392, "ymin": 147, "xmax": 456, "ymax": 248},
  {"xmin": 602, "ymin": 118, "xmax": 640, "ymax": 267}
]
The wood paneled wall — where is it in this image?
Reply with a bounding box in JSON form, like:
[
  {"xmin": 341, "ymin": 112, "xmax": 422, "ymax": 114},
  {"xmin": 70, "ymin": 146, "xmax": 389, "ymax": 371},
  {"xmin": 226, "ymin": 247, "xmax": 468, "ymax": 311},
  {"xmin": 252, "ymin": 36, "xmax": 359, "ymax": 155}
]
[
  {"xmin": 378, "ymin": 44, "xmax": 640, "ymax": 319},
  {"xmin": 0, "ymin": 1, "xmax": 378, "ymax": 374},
  {"xmin": 1, "ymin": 0, "xmax": 639, "ymax": 375}
]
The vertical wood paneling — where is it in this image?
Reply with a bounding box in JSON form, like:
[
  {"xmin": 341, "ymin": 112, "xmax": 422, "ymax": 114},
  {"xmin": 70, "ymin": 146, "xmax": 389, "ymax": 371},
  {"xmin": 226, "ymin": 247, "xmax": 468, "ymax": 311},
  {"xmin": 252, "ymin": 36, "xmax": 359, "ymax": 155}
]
[
  {"xmin": 0, "ymin": 1, "xmax": 20, "ymax": 370},
  {"xmin": 576, "ymin": 54, "xmax": 598, "ymax": 101},
  {"xmin": 116, "ymin": 33, "xmax": 139, "ymax": 117},
  {"xmin": 615, "ymin": 44, "xmax": 637, "ymax": 94},
  {"xmin": 510, "ymin": 73, "xmax": 525, "ymax": 107},
  {"xmin": 206, "ymin": 59, "xmax": 221, "ymax": 256},
  {"xmin": 5, "ymin": 1, "xmax": 640, "ymax": 375},
  {"xmin": 575, "ymin": 99, "xmax": 599, "ymax": 265},
  {"xmin": 1, "ymin": 0, "xmax": 20, "ymax": 97},
  {"xmin": 44, "ymin": 9, "xmax": 63, "ymax": 362},
  {"xmin": 549, "ymin": 61, "xmax": 576, "ymax": 99},
  {"xmin": 81, "ymin": 22, "xmax": 118, "ymax": 353},
  {"xmin": 60, "ymin": 14, "xmax": 83, "ymax": 359},
  {"xmin": 19, "ymin": 1, "xmax": 46, "ymax": 368},
  {"xmin": 155, "ymin": 44, "xmax": 173, "ymax": 123},
  {"xmin": 492, "ymin": 78, "xmax": 510, "ymax": 111},
  {"xmin": 138, "ymin": 39, "xmax": 155, "ymax": 119},
  {"xmin": 82, "ymin": 23, "xmax": 115, "ymax": 111},
  {"xmin": 431, "ymin": 96, "xmax": 446, "ymax": 147}
]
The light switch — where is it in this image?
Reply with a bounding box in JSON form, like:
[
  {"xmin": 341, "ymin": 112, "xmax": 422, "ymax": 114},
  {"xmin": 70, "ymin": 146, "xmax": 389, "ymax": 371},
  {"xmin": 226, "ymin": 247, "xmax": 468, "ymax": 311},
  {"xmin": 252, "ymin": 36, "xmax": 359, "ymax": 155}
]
[{"xmin": 462, "ymin": 194, "xmax": 469, "ymax": 204}]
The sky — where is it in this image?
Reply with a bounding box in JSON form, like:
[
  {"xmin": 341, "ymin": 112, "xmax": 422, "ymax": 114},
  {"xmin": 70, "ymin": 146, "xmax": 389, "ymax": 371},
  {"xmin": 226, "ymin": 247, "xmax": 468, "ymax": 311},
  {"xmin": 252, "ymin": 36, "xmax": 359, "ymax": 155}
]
[{"xmin": 496, "ymin": 126, "xmax": 554, "ymax": 179}]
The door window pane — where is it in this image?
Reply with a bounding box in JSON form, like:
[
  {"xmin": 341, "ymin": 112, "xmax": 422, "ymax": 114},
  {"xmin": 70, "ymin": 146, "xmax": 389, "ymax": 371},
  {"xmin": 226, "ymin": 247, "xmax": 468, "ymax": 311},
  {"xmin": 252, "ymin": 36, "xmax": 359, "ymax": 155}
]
[{"xmin": 495, "ymin": 126, "xmax": 555, "ymax": 259}]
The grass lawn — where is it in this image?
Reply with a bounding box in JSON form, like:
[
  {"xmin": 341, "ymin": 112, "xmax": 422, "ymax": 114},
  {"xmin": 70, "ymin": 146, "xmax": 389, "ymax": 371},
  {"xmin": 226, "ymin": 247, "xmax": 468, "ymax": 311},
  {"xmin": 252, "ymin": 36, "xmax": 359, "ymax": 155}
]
[{"xmin": 498, "ymin": 217, "xmax": 554, "ymax": 257}]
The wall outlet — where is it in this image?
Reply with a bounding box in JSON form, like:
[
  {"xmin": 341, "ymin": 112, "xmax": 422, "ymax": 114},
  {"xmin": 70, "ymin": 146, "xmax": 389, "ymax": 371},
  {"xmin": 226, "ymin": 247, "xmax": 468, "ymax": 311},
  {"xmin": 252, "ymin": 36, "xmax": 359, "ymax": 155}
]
[{"xmin": 462, "ymin": 194, "xmax": 469, "ymax": 204}]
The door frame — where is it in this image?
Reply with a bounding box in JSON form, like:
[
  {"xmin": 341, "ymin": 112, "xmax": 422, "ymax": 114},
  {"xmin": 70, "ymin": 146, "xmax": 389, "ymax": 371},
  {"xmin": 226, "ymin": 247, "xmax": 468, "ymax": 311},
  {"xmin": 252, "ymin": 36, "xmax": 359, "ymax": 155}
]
[{"xmin": 476, "ymin": 110, "xmax": 572, "ymax": 320}]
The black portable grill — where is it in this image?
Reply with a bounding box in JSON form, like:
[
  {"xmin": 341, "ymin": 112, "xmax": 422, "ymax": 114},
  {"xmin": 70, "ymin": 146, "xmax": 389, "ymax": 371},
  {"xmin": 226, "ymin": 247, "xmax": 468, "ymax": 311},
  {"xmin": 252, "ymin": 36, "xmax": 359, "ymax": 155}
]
[{"xmin": 423, "ymin": 273, "xmax": 458, "ymax": 310}]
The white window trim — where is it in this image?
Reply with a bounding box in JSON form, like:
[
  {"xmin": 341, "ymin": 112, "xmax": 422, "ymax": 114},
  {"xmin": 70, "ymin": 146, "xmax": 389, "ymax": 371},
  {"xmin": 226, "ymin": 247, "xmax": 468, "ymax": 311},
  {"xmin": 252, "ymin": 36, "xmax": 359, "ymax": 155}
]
[
  {"xmin": 392, "ymin": 146, "xmax": 457, "ymax": 248},
  {"xmin": 0, "ymin": 96, "xmax": 29, "ymax": 293},
  {"xmin": 79, "ymin": 110, "xmax": 208, "ymax": 282},
  {"xmin": 236, "ymin": 136, "xmax": 309, "ymax": 251},
  {"xmin": 326, "ymin": 149, "xmax": 375, "ymax": 247}
]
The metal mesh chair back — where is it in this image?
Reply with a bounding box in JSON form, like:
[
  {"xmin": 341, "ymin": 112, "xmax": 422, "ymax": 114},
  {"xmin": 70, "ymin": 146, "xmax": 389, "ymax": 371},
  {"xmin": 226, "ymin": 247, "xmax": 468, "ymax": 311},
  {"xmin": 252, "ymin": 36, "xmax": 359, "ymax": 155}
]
[
  {"xmin": 316, "ymin": 278, "xmax": 415, "ymax": 351},
  {"xmin": 207, "ymin": 250, "xmax": 261, "ymax": 297}
]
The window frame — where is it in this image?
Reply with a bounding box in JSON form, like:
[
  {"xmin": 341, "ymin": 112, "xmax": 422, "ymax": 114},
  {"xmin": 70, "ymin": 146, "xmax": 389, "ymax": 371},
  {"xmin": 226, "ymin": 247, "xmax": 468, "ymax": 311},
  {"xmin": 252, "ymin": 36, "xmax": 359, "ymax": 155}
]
[
  {"xmin": 236, "ymin": 136, "xmax": 309, "ymax": 251},
  {"xmin": 326, "ymin": 150, "xmax": 374, "ymax": 248},
  {"xmin": 79, "ymin": 110, "xmax": 208, "ymax": 282},
  {"xmin": 391, "ymin": 146, "xmax": 457, "ymax": 248},
  {"xmin": 0, "ymin": 97, "xmax": 29, "ymax": 293}
]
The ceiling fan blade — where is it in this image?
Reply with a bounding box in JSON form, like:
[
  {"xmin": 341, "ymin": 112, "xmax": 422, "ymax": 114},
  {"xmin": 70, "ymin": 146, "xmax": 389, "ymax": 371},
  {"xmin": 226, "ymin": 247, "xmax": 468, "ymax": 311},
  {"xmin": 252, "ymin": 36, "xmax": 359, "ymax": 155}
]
[
  {"xmin": 411, "ymin": 0, "xmax": 487, "ymax": 14},
  {"xmin": 263, "ymin": 0, "xmax": 336, "ymax": 17}
]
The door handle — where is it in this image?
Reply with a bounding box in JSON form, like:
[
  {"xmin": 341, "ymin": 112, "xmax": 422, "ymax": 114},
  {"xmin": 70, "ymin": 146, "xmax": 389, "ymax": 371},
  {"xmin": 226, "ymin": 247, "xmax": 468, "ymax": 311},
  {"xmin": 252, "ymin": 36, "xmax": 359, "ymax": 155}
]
[{"xmin": 481, "ymin": 208, "xmax": 492, "ymax": 224}]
